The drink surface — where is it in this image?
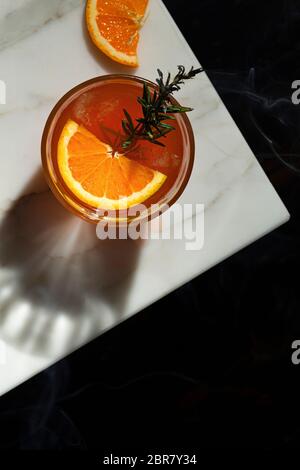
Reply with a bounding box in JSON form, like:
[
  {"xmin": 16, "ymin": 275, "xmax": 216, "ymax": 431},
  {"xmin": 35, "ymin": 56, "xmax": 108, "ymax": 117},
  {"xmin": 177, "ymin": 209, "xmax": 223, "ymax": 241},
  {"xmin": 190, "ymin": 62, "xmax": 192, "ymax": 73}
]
[{"xmin": 50, "ymin": 79, "xmax": 186, "ymax": 209}]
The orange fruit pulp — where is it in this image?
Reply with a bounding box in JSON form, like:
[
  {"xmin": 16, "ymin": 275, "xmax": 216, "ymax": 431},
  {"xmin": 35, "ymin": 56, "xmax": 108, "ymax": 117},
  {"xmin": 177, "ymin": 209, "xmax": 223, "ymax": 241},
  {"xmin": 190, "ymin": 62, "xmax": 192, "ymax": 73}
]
[
  {"xmin": 42, "ymin": 76, "xmax": 195, "ymax": 223},
  {"xmin": 57, "ymin": 119, "xmax": 167, "ymax": 210},
  {"xmin": 86, "ymin": 0, "xmax": 149, "ymax": 67}
]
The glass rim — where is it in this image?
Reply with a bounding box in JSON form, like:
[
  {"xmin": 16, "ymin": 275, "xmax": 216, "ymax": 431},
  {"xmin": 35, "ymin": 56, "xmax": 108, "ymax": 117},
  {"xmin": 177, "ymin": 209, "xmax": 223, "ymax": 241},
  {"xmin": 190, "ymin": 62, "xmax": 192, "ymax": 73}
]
[{"xmin": 41, "ymin": 74, "xmax": 195, "ymax": 224}]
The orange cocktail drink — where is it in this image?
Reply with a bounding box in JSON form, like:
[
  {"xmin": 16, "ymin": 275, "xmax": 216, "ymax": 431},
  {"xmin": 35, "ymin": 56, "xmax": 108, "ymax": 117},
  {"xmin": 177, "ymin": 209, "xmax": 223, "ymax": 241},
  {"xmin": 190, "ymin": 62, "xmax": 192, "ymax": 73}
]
[{"xmin": 41, "ymin": 75, "xmax": 194, "ymax": 223}]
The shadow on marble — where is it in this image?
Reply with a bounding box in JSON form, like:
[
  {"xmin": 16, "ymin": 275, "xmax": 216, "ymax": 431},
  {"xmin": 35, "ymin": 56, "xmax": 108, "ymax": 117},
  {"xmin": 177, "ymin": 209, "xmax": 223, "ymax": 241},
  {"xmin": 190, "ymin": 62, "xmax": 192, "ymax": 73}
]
[
  {"xmin": 0, "ymin": 168, "xmax": 142, "ymax": 356},
  {"xmin": 81, "ymin": 9, "xmax": 135, "ymax": 75}
]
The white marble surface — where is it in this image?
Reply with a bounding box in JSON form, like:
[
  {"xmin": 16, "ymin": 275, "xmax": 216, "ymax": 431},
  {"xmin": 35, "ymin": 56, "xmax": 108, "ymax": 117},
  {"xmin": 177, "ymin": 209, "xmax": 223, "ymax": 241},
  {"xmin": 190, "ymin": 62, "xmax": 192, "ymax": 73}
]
[
  {"xmin": 0, "ymin": 0, "xmax": 81, "ymax": 51},
  {"xmin": 0, "ymin": 0, "xmax": 289, "ymax": 396}
]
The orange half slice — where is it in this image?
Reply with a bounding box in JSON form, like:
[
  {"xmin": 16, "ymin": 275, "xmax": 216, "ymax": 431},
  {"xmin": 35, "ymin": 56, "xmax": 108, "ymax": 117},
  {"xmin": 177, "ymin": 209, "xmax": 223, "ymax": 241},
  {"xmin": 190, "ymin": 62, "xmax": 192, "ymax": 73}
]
[
  {"xmin": 86, "ymin": 0, "xmax": 149, "ymax": 67},
  {"xmin": 57, "ymin": 119, "xmax": 167, "ymax": 210}
]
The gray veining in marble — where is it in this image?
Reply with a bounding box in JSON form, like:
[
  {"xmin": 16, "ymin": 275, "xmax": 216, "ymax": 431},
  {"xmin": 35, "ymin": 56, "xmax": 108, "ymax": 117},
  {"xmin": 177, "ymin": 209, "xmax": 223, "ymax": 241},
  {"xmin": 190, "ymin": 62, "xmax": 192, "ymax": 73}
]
[{"xmin": 0, "ymin": 0, "xmax": 81, "ymax": 51}]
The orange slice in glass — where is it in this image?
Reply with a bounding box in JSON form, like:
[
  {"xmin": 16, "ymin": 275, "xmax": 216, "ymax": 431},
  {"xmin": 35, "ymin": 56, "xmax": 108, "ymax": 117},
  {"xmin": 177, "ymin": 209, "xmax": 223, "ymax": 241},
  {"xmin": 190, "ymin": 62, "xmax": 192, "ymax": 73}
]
[
  {"xmin": 57, "ymin": 119, "xmax": 167, "ymax": 210},
  {"xmin": 86, "ymin": 0, "xmax": 149, "ymax": 67}
]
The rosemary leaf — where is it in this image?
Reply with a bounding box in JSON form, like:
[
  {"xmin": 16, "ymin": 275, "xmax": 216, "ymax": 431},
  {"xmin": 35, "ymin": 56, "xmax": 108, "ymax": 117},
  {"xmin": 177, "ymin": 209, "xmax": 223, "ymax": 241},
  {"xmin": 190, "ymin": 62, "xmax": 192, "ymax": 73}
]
[{"xmin": 121, "ymin": 65, "xmax": 203, "ymax": 149}]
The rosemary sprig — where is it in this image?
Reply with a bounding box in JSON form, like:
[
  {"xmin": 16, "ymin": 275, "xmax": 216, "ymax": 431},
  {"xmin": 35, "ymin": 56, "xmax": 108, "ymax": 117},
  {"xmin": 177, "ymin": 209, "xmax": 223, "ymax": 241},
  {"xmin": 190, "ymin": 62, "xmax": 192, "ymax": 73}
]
[{"xmin": 121, "ymin": 65, "xmax": 203, "ymax": 149}]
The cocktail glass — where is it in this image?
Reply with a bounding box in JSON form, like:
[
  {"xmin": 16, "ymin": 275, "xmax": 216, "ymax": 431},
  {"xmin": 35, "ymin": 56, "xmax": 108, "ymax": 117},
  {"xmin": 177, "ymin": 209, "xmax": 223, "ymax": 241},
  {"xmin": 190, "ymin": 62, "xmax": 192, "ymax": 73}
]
[{"xmin": 41, "ymin": 74, "xmax": 195, "ymax": 224}]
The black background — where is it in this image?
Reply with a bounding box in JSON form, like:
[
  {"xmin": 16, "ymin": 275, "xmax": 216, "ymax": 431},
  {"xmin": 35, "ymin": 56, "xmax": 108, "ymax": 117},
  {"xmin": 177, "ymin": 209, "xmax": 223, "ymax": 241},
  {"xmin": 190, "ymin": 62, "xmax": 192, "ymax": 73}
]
[{"xmin": 1, "ymin": 0, "xmax": 300, "ymax": 451}]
